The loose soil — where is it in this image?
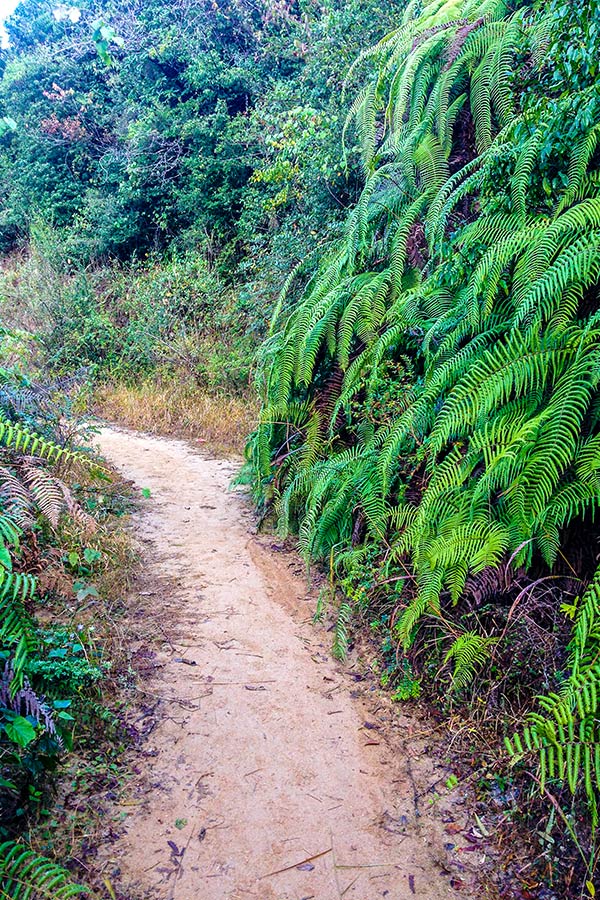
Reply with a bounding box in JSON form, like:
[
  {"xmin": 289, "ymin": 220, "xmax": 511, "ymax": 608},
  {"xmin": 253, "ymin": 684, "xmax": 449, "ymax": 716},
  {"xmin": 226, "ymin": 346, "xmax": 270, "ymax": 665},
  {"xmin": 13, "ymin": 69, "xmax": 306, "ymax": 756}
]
[{"xmin": 95, "ymin": 426, "xmax": 482, "ymax": 900}]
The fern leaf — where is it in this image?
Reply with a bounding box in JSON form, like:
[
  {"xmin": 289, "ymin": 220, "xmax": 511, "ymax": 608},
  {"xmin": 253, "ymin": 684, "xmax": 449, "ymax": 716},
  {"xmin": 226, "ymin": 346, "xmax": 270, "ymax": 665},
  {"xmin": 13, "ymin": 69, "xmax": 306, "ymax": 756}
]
[
  {"xmin": 332, "ymin": 601, "xmax": 352, "ymax": 660},
  {"xmin": 0, "ymin": 841, "xmax": 90, "ymax": 898}
]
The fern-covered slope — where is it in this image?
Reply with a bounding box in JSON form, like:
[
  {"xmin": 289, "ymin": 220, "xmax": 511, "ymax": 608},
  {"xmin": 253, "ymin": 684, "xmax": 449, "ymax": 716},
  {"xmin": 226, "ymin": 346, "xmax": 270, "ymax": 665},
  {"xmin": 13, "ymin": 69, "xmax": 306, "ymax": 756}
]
[{"xmin": 250, "ymin": 0, "xmax": 600, "ymax": 833}]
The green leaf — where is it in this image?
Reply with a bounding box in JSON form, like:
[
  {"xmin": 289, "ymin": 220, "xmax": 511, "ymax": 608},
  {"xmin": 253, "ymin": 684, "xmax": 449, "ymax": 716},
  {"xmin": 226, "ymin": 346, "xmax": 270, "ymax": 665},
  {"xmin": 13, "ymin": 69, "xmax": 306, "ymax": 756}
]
[
  {"xmin": 4, "ymin": 716, "xmax": 37, "ymax": 747},
  {"xmin": 0, "ymin": 543, "xmax": 13, "ymax": 571},
  {"xmin": 83, "ymin": 547, "xmax": 102, "ymax": 564},
  {"xmin": 76, "ymin": 584, "xmax": 99, "ymax": 601},
  {"xmin": 0, "ymin": 776, "xmax": 17, "ymax": 791}
]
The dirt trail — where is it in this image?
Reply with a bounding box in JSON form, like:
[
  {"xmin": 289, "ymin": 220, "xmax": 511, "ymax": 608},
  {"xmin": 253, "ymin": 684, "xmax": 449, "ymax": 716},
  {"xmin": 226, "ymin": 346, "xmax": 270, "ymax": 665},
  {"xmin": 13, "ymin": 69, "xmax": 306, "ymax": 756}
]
[{"xmin": 96, "ymin": 427, "xmax": 473, "ymax": 900}]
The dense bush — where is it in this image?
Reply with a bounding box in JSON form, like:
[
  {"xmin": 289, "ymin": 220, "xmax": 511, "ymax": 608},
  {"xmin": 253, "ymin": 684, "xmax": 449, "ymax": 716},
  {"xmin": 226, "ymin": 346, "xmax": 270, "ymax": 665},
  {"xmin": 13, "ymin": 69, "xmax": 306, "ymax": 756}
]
[
  {"xmin": 0, "ymin": 1, "xmax": 407, "ymax": 378},
  {"xmin": 1, "ymin": 232, "xmax": 257, "ymax": 389},
  {"xmin": 0, "ymin": 0, "xmax": 404, "ymax": 265}
]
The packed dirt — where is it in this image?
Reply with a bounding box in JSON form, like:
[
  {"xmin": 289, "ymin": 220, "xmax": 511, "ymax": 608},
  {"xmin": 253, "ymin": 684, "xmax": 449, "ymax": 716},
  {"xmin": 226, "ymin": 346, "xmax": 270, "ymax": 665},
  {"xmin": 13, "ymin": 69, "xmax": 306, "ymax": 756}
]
[{"xmin": 95, "ymin": 427, "xmax": 480, "ymax": 900}]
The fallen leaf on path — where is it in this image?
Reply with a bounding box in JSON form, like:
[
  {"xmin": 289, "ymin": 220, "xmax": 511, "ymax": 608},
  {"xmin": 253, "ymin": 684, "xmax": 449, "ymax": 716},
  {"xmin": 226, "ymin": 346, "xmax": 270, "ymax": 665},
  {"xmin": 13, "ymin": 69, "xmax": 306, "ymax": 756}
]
[
  {"xmin": 464, "ymin": 832, "xmax": 483, "ymax": 844},
  {"xmin": 167, "ymin": 840, "xmax": 184, "ymax": 857},
  {"xmin": 380, "ymin": 811, "xmax": 409, "ymax": 834}
]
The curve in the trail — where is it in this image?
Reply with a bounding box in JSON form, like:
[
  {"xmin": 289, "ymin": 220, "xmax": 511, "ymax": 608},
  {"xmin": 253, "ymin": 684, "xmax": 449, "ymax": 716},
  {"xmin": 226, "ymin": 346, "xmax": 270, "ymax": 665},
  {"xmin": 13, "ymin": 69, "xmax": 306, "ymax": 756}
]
[{"xmin": 96, "ymin": 427, "xmax": 467, "ymax": 900}]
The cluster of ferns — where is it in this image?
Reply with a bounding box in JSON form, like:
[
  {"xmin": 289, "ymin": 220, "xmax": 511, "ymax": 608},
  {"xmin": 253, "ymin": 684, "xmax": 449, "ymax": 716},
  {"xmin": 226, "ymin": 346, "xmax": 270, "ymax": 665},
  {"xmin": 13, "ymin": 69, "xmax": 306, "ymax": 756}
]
[
  {"xmin": 0, "ymin": 372, "xmax": 96, "ymax": 897},
  {"xmin": 248, "ymin": 0, "xmax": 600, "ymax": 820}
]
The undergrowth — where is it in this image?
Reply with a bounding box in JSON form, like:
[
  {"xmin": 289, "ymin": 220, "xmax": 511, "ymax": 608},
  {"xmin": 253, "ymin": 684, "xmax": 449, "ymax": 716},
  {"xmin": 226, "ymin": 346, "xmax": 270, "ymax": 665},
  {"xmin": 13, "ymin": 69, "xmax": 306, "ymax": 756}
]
[
  {"xmin": 94, "ymin": 375, "xmax": 257, "ymax": 457},
  {"xmin": 0, "ymin": 328, "xmax": 139, "ymax": 899}
]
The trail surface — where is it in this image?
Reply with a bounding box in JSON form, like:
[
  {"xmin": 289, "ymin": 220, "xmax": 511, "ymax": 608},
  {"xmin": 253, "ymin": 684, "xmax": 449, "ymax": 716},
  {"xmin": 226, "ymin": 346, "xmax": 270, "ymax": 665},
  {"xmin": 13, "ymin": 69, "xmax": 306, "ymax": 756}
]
[{"xmin": 96, "ymin": 427, "xmax": 472, "ymax": 900}]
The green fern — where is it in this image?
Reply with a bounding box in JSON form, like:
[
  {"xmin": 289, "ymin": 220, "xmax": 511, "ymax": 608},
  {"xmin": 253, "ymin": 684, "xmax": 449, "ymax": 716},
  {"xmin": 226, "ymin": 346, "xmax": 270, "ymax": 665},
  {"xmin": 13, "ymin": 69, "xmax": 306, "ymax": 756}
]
[
  {"xmin": 332, "ymin": 601, "xmax": 353, "ymax": 661},
  {"xmin": 0, "ymin": 510, "xmax": 37, "ymax": 681},
  {"xmin": 506, "ymin": 571, "xmax": 600, "ymax": 821},
  {"xmin": 0, "ymin": 567, "xmax": 37, "ymax": 680},
  {"xmin": 0, "ymin": 842, "xmax": 90, "ymax": 899},
  {"xmin": 248, "ymin": 0, "xmax": 600, "ymax": 830},
  {"xmin": 445, "ymin": 632, "xmax": 499, "ymax": 690}
]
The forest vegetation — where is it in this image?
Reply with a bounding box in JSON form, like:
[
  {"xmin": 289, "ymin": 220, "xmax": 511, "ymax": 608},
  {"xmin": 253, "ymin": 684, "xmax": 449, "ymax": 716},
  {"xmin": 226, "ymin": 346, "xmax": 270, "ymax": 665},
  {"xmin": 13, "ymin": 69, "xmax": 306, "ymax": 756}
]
[{"xmin": 1, "ymin": 0, "xmax": 600, "ymax": 896}]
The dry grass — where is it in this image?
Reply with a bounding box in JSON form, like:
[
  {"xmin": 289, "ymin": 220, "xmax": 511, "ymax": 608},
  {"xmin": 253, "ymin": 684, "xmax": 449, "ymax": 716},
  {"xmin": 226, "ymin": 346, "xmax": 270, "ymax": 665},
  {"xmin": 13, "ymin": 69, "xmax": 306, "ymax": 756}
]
[{"xmin": 94, "ymin": 376, "xmax": 258, "ymax": 457}]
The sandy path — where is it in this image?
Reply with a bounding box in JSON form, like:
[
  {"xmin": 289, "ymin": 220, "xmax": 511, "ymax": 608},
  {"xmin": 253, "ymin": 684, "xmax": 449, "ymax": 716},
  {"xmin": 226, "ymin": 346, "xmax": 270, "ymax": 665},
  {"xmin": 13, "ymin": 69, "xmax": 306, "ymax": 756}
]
[{"xmin": 96, "ymin": 427, "xmax": 465, "ymax": 900}]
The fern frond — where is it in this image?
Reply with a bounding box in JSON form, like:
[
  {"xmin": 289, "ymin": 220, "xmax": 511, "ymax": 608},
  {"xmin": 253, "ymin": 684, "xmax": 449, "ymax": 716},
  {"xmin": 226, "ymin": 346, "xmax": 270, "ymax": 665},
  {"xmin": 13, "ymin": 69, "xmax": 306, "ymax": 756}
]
[
  {"xmin": 0, "ymin": 841, "xmax": 90, "ymax": 898},
  {"xmin": 445, "ymin": 632, "xmax": 498, "ymax": 689},
  {"xmin": 332, "ymin": 601, "xmax": 352, "ymax": 660},
  {"xmin": 0, "ymin": 564, "xmax": 37, "ymax": 679}
]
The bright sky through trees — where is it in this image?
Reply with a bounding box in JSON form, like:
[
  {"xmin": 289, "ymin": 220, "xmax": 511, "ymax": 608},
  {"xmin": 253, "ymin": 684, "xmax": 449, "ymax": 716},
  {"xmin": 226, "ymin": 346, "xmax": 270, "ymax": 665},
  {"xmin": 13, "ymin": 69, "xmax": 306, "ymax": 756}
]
[
  {"xmin": 0, "ymin": 0, "xmax": 18, "ymax": 17},
  {"xmin": 0, "ymin": 0, "xmax": 19, "ymax": 45}
]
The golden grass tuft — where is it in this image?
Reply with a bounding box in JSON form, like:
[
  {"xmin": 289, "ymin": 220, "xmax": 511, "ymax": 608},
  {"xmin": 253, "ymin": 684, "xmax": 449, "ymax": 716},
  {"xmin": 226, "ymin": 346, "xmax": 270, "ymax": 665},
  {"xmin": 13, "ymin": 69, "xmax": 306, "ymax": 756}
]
[{"xmin": 94, "ymin": 376, "xmax": 258, "ymax": 456}]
